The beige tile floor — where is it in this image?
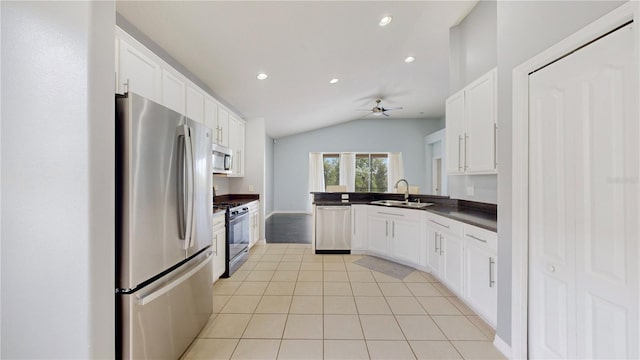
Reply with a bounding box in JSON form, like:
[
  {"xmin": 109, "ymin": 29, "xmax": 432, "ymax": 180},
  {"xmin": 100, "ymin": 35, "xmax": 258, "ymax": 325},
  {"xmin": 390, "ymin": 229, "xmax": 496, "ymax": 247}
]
[{"xmin": 182, "ymin": 243, "xmax": 505, "ymax": 360}]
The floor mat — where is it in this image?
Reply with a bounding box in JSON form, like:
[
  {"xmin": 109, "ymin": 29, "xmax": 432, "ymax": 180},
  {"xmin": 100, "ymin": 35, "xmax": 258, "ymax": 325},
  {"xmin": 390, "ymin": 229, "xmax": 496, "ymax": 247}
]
[{"xmin": 353, "ymin": 255, "xmax": 415, "ymax": 280}]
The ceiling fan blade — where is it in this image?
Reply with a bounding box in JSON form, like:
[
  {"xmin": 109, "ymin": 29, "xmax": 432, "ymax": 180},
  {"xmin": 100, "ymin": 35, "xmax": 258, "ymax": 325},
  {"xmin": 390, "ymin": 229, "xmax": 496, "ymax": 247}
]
[
  {"xmin": 383, "ymin": 107, "xmax": 403, "ymax": 111},
  {"xmin": 356, "ymin": 109, "xmax": 373, "ymax": 111},
  {"xmin": 382, "ymin": 112, "xmax": 390, "ymax": 117}
]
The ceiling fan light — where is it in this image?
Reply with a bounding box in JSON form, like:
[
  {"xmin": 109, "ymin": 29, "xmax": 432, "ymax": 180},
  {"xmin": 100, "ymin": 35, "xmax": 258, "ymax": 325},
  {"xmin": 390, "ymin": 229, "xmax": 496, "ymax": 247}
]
[
  {"xmin": 404, "ymin": 56, "xmax": 416, "ymax": 63},
  {"xmin": 379, "ymin": 16, "xmax": 393, "ymax": 27},
  {"xmin": 372, "ymin": 112, "xmax": 383, "ymax": 116},
  {"xmin": 329, "ymin": 78, "xmax": 339, "ymax": 84},
  {"xmin": 256, "ymin": 73, "xmax": 268, "ymax": 80}
]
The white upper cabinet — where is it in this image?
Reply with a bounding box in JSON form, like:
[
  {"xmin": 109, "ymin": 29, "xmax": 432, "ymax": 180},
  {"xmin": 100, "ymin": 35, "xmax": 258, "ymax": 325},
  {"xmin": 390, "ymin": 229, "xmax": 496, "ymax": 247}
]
[
  {"xmin": 228, "ymin": 116, "xmax": 245, "ymax": 177},
  {"xmin": 161, "ymin": 68, "xmax": 186, "ymax": 114},
  {"xmin": 446, "ymin": 68, "xmax": 497, "ymax": 175},
  {"xmin": 116, "ymin": 37, "xmax": 161, "ymax": 102},
  {"xmin": 216, "ymin": 107, "xmax": 230, "ymax": 147},
  {"xmin": 204, "ymin": 96, "xmax": 218, "ymax": 137},
  {"xmin": 445, "ymin": 90, "xmax": 465, "ymax": 174},
  {"xmin": 185, "ymin": 83, "xmax": 204, "ymax": 123}
]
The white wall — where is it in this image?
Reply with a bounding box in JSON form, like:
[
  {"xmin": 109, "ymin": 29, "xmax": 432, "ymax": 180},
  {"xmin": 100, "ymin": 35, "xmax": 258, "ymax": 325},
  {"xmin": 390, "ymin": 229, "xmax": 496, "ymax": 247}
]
[
  {"xmin": 495, "ymin": 0, "xmax": 626, "ymax": 346},
  {"xmin": 448, "ymin": 0, "xmax": 498, "ymax": 205},
  {"xmin": 273, "ymin": 118, "xmax": 444, "ymax": 212},
  {"xmin": 449, "ymin": 0, "xmax": 498, "ymax": 94},
  {"xmin": 265, "ymin": 135, "xmax": 275, "ymax": 217},
  {"xmin": 1, "ymin": 1, "xmax": 115, "ymax": 357},
  {"xmin": 230, "ymin": 118, "xmax": 267, "ymax": 240}
]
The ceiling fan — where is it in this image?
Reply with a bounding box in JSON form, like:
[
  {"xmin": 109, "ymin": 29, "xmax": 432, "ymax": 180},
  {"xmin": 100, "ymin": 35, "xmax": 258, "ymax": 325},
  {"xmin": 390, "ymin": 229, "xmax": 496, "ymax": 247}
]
[{"xmin": 359, "ymin": 99, "xmax": 403, "ymax": 117}]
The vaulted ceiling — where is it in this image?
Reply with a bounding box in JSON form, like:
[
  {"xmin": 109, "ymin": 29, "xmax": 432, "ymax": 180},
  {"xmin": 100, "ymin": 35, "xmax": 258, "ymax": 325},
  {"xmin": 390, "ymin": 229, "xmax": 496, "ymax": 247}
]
[{"xmin": 116, "ymin": 1, "xmax": 477, "ymax": 138}]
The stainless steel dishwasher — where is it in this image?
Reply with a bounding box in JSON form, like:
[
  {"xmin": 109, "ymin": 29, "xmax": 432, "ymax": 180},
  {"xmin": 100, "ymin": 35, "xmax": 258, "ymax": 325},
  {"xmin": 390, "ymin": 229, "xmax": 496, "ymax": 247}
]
[{"xmin": 315, "ymin": 205, "xmax": 351, "ymax": 254}]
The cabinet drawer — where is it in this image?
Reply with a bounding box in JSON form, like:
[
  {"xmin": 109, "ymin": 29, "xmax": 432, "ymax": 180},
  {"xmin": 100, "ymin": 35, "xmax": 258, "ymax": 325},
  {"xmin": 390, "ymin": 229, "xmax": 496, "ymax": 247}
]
[
  {"xmin": 425, "ymin": 213, "xmax": 463, "ymax": 236},
  {"xmin": 463, "ymin": 224, "xmax": 497, "ymax": 252}
]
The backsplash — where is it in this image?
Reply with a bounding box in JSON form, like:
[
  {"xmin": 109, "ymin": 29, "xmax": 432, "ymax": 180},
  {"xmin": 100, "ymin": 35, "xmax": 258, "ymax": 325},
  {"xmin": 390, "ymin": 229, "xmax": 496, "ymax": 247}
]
[{"xmin": 212, "ymin": 175, "xmax": 230, "ymax": 196}]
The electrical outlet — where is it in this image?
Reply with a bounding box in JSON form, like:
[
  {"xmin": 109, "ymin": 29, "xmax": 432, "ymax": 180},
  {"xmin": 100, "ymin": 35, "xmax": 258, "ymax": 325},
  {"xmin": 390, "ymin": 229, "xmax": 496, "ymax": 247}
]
[
  {"xmin": 466, "ymin": 185, "xmax": 474, "ymax": 196},
  {"xmin": 341, "ymin": 194, "xmax": 349, "ymax": 200},
  {"xmin": 248, "ymin": 185, "xmax": 254, "ymax": 192}
]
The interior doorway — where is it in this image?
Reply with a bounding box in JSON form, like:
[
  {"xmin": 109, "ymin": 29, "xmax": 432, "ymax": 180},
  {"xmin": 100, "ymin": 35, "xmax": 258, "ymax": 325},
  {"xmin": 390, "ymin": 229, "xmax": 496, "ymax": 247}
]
[
  {"xmin": 432, "ymin": 158, "xmax": 442, "ymax": 195},
  {"xmin": 424, "ymin": 129, "xmax": 447, "ymax": 196}
]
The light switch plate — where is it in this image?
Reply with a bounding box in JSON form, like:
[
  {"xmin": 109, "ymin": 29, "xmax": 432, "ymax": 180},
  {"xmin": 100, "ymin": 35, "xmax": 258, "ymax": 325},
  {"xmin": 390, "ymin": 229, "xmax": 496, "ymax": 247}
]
[{"xmin": 466, "ymin": 185, "xmax": 474, "ymax": 196}]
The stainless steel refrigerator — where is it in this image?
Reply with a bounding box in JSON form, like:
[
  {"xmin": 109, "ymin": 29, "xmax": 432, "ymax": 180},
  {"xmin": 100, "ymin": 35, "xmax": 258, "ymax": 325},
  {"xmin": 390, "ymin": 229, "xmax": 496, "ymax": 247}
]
[{"xmin": 115, "ymin": 92, "xmax": 213, "ymax": 359}]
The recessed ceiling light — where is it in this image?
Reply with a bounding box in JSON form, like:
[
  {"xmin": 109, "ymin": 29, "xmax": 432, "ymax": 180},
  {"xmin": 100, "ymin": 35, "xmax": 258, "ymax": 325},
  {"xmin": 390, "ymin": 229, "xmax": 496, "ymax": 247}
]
[
  {"xmin": 329, "ymin": 78, "xmax": 339, "ymax": 84},
  {"xmin": 404, "ymin": 56, "xmax": 416, "ymax": 63},
  {"xmin": 256, "ymin": 73, "xmax": 268, "ymax": 80},
  {"xmin": 379, "ymin": 16, "xmax": 393, "ymax": 27}
]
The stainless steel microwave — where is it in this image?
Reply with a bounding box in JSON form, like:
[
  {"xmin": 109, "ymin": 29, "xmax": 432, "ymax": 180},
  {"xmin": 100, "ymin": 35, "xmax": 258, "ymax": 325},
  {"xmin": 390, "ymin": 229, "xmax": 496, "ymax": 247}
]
[{"xmin": 212, "ymin": 144, "xmax": 232, "ymax": 174}]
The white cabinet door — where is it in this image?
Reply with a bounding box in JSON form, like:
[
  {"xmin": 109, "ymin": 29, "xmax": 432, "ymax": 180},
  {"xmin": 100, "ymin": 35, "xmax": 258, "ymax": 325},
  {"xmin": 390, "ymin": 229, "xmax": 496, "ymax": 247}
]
[
  {"xmin": 161, "ymin": 69, "xmax": 186, "ymax": 114},
  {"xmin": 465, "ymin": 70, "xmax": 496, "ymax": 173},
  {"xmin": 185, "ymin": 84, "xmax": 204, "ymax": 123},
  {"xmin": 228, "ymin": 116, "xmax": 245, "ymax": 177},
  {"xmin": 217, "ymin": 107, "xmax": 230, "ymax": 147},
  {"xmin": 441, "ymin": 233, "xmax": 464, "ymax": 296},
  {"xmin": 464, "ymin": 241, "xmax": 497, "ymax": 325},
  {"xmin": 426, "ymin": 226, "xmax": 442, "ymax": 276},
  {"xmin": 528, "ymin": 24, "xmax": 638, "ymax": 360},
  {"xmin": 212, "ymin": 215, "xmax": 226, "ymax": 281},
  {"xmin": 366, "ymin": 213, "xmax": 389, "ymax": 255},
  {"xmin": 391, "ymin": 217, "xmax": 422, "ymax": 266},
  {"xmin": 117, "ymin": 38, "xmax": 161, "ymax": 102},
  {"xmin": 445, "ymin": 90, "xmax": 465, "ymax": 174},
  {"xmin": 351, "ymin": 205, "xmax": 367, "ymax": 251},
  {"xmin": 204, "ymin": 96, "xmax": 218, "ymax": 140}
]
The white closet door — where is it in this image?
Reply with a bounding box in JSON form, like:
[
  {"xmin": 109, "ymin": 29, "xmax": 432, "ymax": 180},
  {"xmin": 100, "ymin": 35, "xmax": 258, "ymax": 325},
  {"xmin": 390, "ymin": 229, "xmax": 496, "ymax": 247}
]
[{"xmin": 529, "ymin": 23, "xmax": 638, "ymax": 359}]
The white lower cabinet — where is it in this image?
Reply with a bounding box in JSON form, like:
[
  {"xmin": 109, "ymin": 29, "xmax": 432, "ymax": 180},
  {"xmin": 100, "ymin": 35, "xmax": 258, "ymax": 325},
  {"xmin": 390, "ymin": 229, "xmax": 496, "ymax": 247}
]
[
  {"xmin": 425, "ymin": 213, "xmax": 464, "ymax": 297},
  {"xmin": 366, "ymin": 212, "xmax": 390, "ymax": 254},
  {"xmin": 463, "ymin": 225, "xmax": 497, "ymax": 326},
  {"xmin": 441, "ymin": 232, "xmax": 464, "ymax": 296},
  {"xmin": 350, "ymin": 205, "xmax": 367, "ymax": 251},
  {"xmin": 366, "ymin": 207, "xmax": 424, "ymax": 268},
  {"xmin": 212, "ymin": 212, "xmax": 226, "ymax": 281},
  {"xmin": 247, "ymin": 200, "xmax": 260, "ymax": 248}
]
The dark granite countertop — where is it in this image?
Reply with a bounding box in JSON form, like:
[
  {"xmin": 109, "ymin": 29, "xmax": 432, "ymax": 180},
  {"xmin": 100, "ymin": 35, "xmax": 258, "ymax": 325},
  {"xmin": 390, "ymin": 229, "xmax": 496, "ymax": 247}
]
[{"xmin": 312, "ymin": 192, "xmax": 496, "ymax": 232}]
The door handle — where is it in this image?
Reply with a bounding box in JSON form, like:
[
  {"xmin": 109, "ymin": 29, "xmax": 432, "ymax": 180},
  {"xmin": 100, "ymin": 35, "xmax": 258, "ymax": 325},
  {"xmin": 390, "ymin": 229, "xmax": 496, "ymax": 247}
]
[
  {"xmin": 439, "ymin": 234, "xmax": 443, "ymax": 255},
  {"xmin": 434, "ymin": 232, "xmax": 439, "ymax": 253}
]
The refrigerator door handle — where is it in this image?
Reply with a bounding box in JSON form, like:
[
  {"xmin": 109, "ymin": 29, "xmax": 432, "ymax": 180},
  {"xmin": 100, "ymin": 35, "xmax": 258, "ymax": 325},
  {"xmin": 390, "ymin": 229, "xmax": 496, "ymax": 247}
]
[
  {"xmin": 185, "ymin": 126, "xmax": 195, "ymax": 249},
  {"xmin": 176, "ymin": 126, "xmax": 187, "ymax": 240},
  {"xmin": 136, "ymin": 251, "xmax": 213, "ymax": 306},
  {"xmin": 176, "ymin": 125, "xmax": 195, "ymax": 248}
]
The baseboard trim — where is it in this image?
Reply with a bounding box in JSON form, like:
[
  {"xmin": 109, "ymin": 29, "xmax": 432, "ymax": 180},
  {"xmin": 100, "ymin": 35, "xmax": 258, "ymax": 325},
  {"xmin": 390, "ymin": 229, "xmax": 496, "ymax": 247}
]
[
  {"xmin": 265, "ymin": 212, "xmax": 275, "ymax": 220},
  {"xmin": 493, "ymin": 335, "xmax": 512, "ymax": 359}
]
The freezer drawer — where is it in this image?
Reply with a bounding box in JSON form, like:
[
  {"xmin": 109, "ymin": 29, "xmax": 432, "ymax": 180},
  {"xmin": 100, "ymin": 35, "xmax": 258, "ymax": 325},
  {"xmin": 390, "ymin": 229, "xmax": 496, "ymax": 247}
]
[
  {"xmin": 119, "ymin": 251, "xmax": 213, "ymax": 360},
  {"xmin": 315, "ymin": 205, "xmax": 351, "ymax": 253}
]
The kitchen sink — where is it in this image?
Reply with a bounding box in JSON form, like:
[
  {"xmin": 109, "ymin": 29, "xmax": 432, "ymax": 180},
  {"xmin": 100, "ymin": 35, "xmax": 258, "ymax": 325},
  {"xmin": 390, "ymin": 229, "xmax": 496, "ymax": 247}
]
[{"xmin": 370, "ymin": 199, "xmax": 434, "ymax": 209}]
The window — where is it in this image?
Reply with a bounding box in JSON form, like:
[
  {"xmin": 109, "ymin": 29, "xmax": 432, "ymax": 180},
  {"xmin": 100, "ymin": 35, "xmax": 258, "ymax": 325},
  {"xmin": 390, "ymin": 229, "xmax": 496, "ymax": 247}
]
[
  {"xmin": 355, "ymin": 153, "xmax": 388, "ymax": 192},
  {"xmin": 323, "ymin": 154, "xmax": 340, "ymax": 187}
]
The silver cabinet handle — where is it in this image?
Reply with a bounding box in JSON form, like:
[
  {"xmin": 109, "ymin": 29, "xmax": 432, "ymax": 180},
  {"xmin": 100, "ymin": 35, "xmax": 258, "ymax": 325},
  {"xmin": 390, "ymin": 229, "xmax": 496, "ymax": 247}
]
[
  {"xmin": 377, "ymin": 212, "xmax": 404, "ymax": 217},
  {"xmin": 489, "ymin": 257, "xmax": 495, "ymax": 288},
  {"xmin": 458, "ymin": 135, "xmax": 463, "ymax": 171},
  {"xmin": 466, "ymin": 234, "xmax": 487, "ymax": 243},
  {"xmin": 439, "ymin": 234, "xmax": 444, "ymax": 255},
  {"xmin": 392, "ymin": 221, "xmax": 395, "ymax": 238},
  {"xmin": 385, "ymin": 220, "xmax": 388, "ymax": 237},
  {"xmin": 434, "ymin": 232, "xmax": 439, "ymax": 253},
  {"xmin": 429, "ymin": 219, "xmax": 450, "ymax": 229},
  {"xmin": 493, "ymin": 123, "xmax": 498, "ymax": 168},
  {"xmin": 353, "ymin": 208, "xmax": 356, "ymax": 235},
  {"xmin": 464, "ymin": 133, "xmax": 469, "ymax": 171}
]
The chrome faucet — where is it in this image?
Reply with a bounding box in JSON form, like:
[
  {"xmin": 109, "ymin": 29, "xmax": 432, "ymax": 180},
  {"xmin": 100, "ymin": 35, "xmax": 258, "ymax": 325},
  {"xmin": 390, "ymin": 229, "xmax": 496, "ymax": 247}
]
[{"xmin": 394, "ymin": 178, "xmax": 410, "ymax": 202}]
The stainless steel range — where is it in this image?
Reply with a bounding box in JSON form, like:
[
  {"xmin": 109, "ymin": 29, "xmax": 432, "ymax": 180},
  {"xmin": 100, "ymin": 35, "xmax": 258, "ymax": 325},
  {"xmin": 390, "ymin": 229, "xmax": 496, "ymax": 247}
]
[{"xmin": 213, "ymin": 202, "xmax": 250, "ymax": 278}]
